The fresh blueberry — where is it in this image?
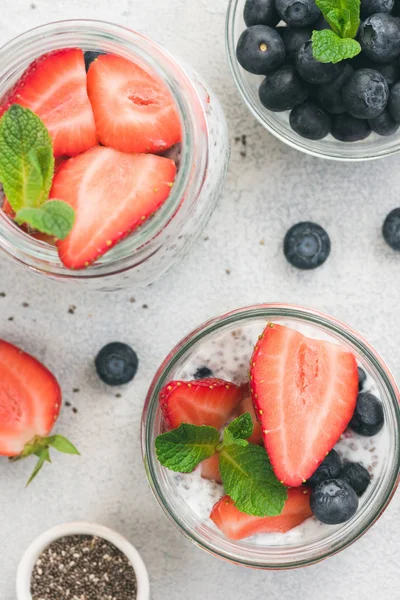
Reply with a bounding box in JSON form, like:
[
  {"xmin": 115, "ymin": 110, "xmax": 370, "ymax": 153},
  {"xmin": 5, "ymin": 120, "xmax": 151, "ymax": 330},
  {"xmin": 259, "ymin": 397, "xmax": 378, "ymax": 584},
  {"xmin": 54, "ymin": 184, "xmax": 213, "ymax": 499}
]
[
  {"xmin": 382, "ymin": 207, "xmax": 400, "ymax": 250},
  {"xmin": 388, "ymin": 81, "xmax": 400, "ymax": 122},
  {"xmin": 275, "ymin": 0, "xmax": 321, "ymax": 27},
  {"xmin": 369, "ymin": 108, "xmax": 399, "ymax": 135},
  {"xmin": 244, "ymin": 0, "xmax": 280, "ymax": 27},
  {"xmin": 259, "ymin": 65, "xmax": 308, "ymax": 111},
  {"xmin": 194, "ymin": 366, "xmax": 214, "ymax": 379},
  {"xmin": 290, "ymin": 102, "xmax": 331, "ymax": 139},
  {"xmin": 340, "ymin": 462, "xmax": 371, "ymax": 497},
  {"xmin": 358, "ymin": 366, "xmax": 367, "ymax": 391},
  {"xmin": 277, "ymin": 26, "xmax": 311, "ymax": 61},
  {"xmin": 296, "ymin": 41, "xmax": 344, "ymax": 84},
  {"xmin": 348, "ymin": 52, "xmax": 371, "ymax": 71},
  {"xmin": 360, "ymin": 0, "xmax": 394, "ymax": 19},
  {"xmin": 236, "ymin": 25, "xmax": 286, "ymax": 74},
  {"xmin": 349, "ymin": 392, "xmax": 385, "ymax": 436},
  {"xmin": 284, "ymin": 221, "xmax": 331, "ymax": 270},
  {"xmin": 95, "ymin": 342, "xmax": 138, "ymax": 386},
  {"xmin": 374, "ymin": 63, "xmax": 400, "ymax": 87},
  {"xmin": 359, "ymin": 14, "xmax": 400, "ymax": 64},
  {"xmin": 311, "ymin": 479, "xmax": 359, "ymax": 524},
  {"xmin": 318, "ymin": 64, "xmax": 354, "ymax": 114},
  {"xmin": 84, "ymin": 51, "xmax": 105, "ymax": 71},
  {"xmin": 308, "ymin": 450, "xmax": 342, "ymax": 487},
  {"xmin": 332, "ymin": 113, "xmax": 372, "ymax": 141},
  {"xmin": 342, "ymin": 69, "xmax": 389, "ymax": 119}
]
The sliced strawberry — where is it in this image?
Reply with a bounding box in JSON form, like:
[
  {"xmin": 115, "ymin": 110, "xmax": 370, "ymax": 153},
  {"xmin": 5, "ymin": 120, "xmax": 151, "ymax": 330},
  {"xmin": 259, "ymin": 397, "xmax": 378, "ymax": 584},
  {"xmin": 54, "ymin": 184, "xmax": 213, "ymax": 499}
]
[
  {"xmin": 159, "ymin": 378, "xmax": 242, "ymax": 430},
  {"xmin": 201, "ymin": 453, "xmax": 222, "ymax": 483},
  {"xmin": 53, "ymin": 146, "xmax": 176, "ymax": 269},
  {"xmin": 250, "ymin": 324, "xmax": 358, "ymax": 487},
  {"xmin": 2, "ymin": 197, "xmax": 15, "ymax": 218},
  {"xmin": 87, "ymin": 53, "xmax": 181, "ymax": 153},
  {"xmin": 210, "ymin": 488, "xmax": 312, "ymax": 540},
  {"xmin": 0, "ymin": 49, "xmax": 98, "ymax": 156},
  {"xmin": 236, "ymin": 396, "xmax": 263, "ymax": 445},
  {"xmin": 0, "ymin": 340, "xmax": 61, "ymax": 456}
]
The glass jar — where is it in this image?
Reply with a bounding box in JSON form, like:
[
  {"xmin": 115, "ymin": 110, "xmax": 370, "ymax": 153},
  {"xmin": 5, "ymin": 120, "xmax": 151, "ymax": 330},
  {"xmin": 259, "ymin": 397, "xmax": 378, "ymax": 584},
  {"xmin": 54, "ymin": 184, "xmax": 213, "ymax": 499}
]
[
  {"xmin": 0, "ymin": 20, "xmax": 229, "ymax": 291},
  {"xmin": 141, "ymin": 304, "xmax": 400, "ymax": 569}
]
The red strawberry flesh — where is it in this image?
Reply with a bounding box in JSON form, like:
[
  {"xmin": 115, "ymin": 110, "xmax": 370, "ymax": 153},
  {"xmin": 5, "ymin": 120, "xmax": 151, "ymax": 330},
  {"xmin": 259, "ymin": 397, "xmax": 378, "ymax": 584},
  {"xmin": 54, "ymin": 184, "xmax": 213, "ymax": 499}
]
[
  {"xmin": 201, "ymin": 453, "xmax": 222, "ymax": 483},
  {"xmin": 210, "ymin": 487, "xmax": 312, "ymax": 540},
  {"xmin": 250, "ymin": 323, "xmax": 358, "ymax": 486},
  {"xmin": 0, "ymin": 340, "xmax": 61, "ymax": 456}
]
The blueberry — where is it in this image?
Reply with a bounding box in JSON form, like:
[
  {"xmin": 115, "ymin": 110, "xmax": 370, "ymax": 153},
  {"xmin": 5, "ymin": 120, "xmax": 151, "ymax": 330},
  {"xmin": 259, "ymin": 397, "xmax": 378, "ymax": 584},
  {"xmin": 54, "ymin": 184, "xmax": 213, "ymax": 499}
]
[
  {"xmin": 342, "ymin": 69, "xmax": 389, "ymax": 119},
  {"xmin": 318, "ymin": 64, "xmax": 354, "ymax": 114},
  {"xmin": 382, "ymin": 207, "xmax": 400, "ymax": 250},
  {"xmin": 244, "ymin": 0, "xmax": 280, "ymax": 27},
  {"xmin": 283, "ymin": 221, "xmax": 331, "ymax": 270},
  {"xmin": 332, "ymin": 113, "xmax": 372, "ymax": 141},
  {"xmin": 275, "ymin": 0, "xmax": 321, "ymax": 27},
  {"xmin": 296, "ymin": 41, "xmax": 344, "ymax": 84},
  {"xmin": 290, "ymin": 102, "xmax": 331, "ymax": 139},
  {"xmin": 236, "ymin": 25, "xmax": 286, "ymax": 74},
  {"xmin": 277, "ymin": 26, "xmax": 311, "ymax": 61},
  {"xmin": 95, "ymin": 342, "xmax": 138, "ymax": 386},
  {"xmin": 310, "ymin": 479, "xmax": 359, "ymax": 524},
  {"xmin": 374, "ymin": 63, "xmax": 400, "ymax": 87},
  {"xmin": 359, "ymin": 14, "xmax": 400, "ymax": 64},
  {"xmin": 84, "ymin": 51, "xmax": 105, "ymax": 71},
  {"xmin": 194, "ymin": 366, "xmax": 214, "ymax": 379},
  {"xmin": 259, "ymin": 65, "xmax": 308, "ymax": 111},
  {"xmin": 349, "ymin": 392, "xmax": 385, "ymax": 436},
  {"xmin": 358, "ymin": 366, "xmax": 367, "ymax": 391},
  {"xmin": 307, "ymin": 450, "xmax": 342, "ymax": 487},
  {"xmin": 388, "ymin": 81, "xmax": 400, "ymax": 122},
  {"xmin": 340, "ymin": 462, "xmax": 371, "ymax": 497},
  {"xmin": 360, "ymin": 0, "xmax": 394, "ymax": 19},
  {"xmin": 369, "ymin": 108, "xmax": 399, "ymax": 135}
]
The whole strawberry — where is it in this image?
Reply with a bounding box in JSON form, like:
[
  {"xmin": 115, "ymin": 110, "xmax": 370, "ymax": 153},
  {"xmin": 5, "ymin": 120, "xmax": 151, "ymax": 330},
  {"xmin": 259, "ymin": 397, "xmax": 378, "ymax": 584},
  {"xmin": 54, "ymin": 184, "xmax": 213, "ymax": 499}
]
[{"xmin": 0, "ymin": 340, "xmax": 79, "ymax": 484}]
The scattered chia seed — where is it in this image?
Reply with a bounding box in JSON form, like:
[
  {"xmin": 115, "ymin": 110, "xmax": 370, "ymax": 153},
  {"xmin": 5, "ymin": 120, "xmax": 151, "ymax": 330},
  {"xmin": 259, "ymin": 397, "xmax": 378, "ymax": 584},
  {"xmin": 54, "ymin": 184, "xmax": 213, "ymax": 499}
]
[
  {"xmin": 30, "ymin": 535, "xmax": 137, "ymax": 600},
  {"xmin": 0, "ymin": 292, "xmax": 6, "ymax": 297},
  {"xmin": 142, "ymin": 304, "xmax": 148, "ymax": 309},
  {"xmin": 22, "ymin": 301, "xmax": 29, "ymax": 307},
  {"xmin": 65, "ymin": 401, "xmax": 71, "ymax": 407},
  {"xmin": 8, "ymin": 316, "xmax": 14, "ymax": 321},
  {"xmin": 72, "ymin": 407, "xmax": 78, "ymax": 414},
  {"xmin": 68, "ymin": 305, "xmax": 76, "ymax": 314},
  {"xmin": 73, "ymin": 388, "xmax": 80, "ymax": 393}
]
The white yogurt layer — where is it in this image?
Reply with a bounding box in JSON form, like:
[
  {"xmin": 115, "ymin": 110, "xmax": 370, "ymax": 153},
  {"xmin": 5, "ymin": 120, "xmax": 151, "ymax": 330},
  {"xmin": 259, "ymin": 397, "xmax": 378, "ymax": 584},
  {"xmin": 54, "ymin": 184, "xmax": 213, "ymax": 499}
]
[{"xmin": 166, "ymin": 319, "xmax": 387, "ymax": 546}]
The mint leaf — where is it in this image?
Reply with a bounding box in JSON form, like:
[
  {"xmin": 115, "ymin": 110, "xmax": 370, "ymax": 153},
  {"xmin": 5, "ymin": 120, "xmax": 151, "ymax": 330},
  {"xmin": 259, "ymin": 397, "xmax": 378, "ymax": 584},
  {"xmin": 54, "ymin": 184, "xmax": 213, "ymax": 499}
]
[
  {"xmin": 219, "ymin": 444, "xmax": 287, "ymax": 517},
  {"xmin": 155, "ymin": 423, "xmax": 220, "ymax": 473},
  {"xmin": 315, "ymin": 0, "xmax": 360, "ymax": 39},
  {"xmin": 0, "ymin": 105, "xmax": 55, "ymax": 212},
  {"xmin": 312, "ymin": 30, "xmax": 361, "ymax": 63},
  {"xmin": 16, "ymin": 199, "xmax": 75, "ymax": 239},
  {"xmin": 223, "ymin": 428, "xmax": 248, "ymax": 447},
  {"xmin": 226, "ymin": 413, "xmax": 254, "ymax": 442},
  {"xmin": 47, "ymin": 435, "xmax": 80, "ymax": 455}
]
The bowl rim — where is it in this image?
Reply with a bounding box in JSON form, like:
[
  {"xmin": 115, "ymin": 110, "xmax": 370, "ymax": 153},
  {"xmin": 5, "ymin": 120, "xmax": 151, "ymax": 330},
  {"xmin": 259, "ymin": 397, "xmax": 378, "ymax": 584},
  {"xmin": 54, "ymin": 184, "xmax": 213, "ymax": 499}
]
[{"xmin": 16, "ymin": 521, "xmax": 150, "ymax": 600}]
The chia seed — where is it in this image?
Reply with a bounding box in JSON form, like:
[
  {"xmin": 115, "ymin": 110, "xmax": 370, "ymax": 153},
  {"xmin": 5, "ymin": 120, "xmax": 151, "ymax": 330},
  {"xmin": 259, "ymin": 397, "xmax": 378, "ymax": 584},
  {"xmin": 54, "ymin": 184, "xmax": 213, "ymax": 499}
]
[{"xmin": 30, "ymin": 535, "xmax": 137, "ymax": 600}]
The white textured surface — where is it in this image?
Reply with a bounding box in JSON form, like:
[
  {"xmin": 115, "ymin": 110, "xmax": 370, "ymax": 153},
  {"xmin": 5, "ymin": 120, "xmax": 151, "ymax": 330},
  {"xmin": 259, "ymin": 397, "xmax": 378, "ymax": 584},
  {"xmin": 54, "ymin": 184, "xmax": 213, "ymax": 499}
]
[{"xmin": 0, "ymin": 1, "xmax": 399, "ymax": 599}]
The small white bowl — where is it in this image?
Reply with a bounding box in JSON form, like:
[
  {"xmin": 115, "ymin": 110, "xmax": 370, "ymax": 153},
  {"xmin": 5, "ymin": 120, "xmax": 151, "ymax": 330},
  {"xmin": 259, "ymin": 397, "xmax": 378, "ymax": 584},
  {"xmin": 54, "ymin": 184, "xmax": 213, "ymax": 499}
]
[{"xmin": 16, "ymin": 522, "xmax": 150, "ymax": 600}]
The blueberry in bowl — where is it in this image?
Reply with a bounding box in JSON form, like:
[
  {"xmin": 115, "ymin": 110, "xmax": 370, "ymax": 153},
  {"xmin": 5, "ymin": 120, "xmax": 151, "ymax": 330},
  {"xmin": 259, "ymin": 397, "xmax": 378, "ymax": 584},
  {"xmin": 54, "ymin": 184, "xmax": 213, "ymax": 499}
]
[{"xmin": 226, "ymin": 0, "xmax": 400, "ymax": 159}]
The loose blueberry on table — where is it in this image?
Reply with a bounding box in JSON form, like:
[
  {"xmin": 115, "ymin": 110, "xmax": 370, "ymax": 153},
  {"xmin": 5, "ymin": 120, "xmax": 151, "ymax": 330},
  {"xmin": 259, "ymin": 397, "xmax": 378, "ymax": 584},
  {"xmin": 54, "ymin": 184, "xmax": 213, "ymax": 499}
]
[
  {"xmin": 237, "ymin": 0, "xmax": 400, "ymax": 141},
  {"xmin": 155, "ymin": 322, "xmax": 385, "ymax": 540}
]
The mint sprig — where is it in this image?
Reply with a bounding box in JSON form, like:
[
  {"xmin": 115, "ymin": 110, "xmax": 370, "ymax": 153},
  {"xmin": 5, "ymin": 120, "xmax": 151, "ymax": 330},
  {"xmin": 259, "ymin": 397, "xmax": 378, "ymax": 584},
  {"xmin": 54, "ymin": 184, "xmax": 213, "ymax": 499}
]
[
  {"xmin": 155, "ymin": 414, "xmax": 288, "ymax": 517},
  {"xmin": 312, "ymin": 0, "xmax": 361, "ymax": 63},
  {"xmin": 0, "ymin": 104, "xmax": 75, "ymax": 239}
]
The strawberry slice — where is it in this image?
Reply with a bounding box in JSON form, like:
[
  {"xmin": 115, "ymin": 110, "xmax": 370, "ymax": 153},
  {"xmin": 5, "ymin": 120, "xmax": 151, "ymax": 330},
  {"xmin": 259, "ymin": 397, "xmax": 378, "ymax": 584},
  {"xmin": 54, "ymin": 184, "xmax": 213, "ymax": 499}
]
[
  {"xmin": 2, "ymin": 197, "xmax": 15, "ymax": 218},
  {"xmin": 53, "ymin": 146, "xmax": 176, "ymax": 269},
  {"xmin": 0, "ymin": 49, "xmax": 98, "ymax": 157},
  {"xmin": 210, "ymin": 488, "xmax": 312, "ymax": 540},
  {"xmin": 235, "ymin": 396, "xmax": 263, "ymax": 445},
  {"xmin": 0, "ymin": 340, "xmax": 61, "ymax": 456},
  {"xmin": 159, "ymin": 378, "xmax": 242, "ymax": 430},
  {"xmin": 201, "ymin": 453, "xmax": 222, "ymax": 483},
  {"xmin": 87, "ymin": 53, "xmax": 181, "ymax": 153},
  {"xmin": 250, "ymin": 324, "xmax": 358, "ymax": 487}
]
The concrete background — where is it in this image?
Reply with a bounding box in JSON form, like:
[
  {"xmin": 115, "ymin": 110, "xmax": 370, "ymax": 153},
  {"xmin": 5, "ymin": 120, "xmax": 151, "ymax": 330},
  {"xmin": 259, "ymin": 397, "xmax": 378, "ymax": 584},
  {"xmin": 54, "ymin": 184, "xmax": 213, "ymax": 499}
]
[{"xmin": 0, "ymin": 1, "xmax": 399, "ymax": 598}]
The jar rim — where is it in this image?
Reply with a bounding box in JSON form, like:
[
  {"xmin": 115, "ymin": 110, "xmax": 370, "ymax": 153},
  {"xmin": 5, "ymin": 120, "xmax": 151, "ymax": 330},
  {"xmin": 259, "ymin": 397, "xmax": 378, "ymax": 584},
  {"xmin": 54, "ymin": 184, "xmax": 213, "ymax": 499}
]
[
  {"xmin": 0, "ymin": 20, "xmax": 207, "ymax": 278},
  {"xmin": 141, "ymin": 303, "xmax": 400, "ymax": 569}
]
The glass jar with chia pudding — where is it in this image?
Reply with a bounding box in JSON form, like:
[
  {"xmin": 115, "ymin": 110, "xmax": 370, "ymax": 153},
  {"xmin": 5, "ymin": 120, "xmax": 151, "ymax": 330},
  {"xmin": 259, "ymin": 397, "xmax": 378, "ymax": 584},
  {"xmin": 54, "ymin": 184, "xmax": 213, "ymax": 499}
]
[
  {"xmin": 0, "ymin": 20, "xmax": 229, "ymax": 291},
  {"xmin": 141, "ymin": 304, "xmax": 400, "ymax": 569}
]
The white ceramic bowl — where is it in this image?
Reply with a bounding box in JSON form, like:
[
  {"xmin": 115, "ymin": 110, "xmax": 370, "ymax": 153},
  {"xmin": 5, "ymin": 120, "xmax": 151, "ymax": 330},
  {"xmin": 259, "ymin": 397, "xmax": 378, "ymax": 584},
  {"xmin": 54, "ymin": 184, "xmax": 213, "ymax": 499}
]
[{"xmin": 16, "ymin": 522, "xmax": 150, "ymax": 600}]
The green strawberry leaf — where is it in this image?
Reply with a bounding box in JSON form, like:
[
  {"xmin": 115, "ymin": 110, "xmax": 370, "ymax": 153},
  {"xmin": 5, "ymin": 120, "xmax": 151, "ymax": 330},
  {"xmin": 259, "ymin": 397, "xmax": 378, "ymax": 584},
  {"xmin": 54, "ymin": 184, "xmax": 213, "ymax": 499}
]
[
  {"xmin": 16, "ymin": 199, "xmax": 75, "ymax": 239},
  {"xmin": 312, "ymin": 29, "xmax": 361, "ymax": 63},
  {"xmin": 0, "ymin": 105, "xmax": 55, "ymax": 212},
  {"xmin": 47, "ymin": 435, "xmax": 80, "ymax": 455},
  {"xmin": 219, "ymin": 443, "xmax": 287, "ymax": 517},
  {"xmin": 155, "ymin": 423, "xmax": 220, "ymax": 473}
]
